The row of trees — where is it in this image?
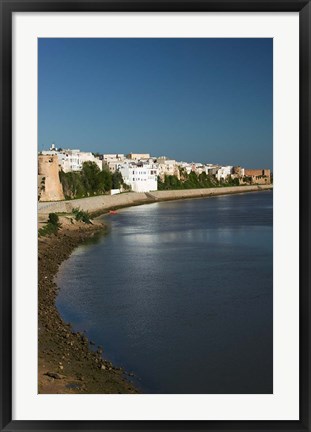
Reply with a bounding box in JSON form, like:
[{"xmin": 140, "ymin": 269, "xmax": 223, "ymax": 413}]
[
  {"xmin": 60, "ymin": 162, "xmax": 242, "ymax": 198},
  {"xmin": 158, "ymin": 170, "xmax": 239, "ymax": 191},
  {"xmin": 59, "ymin": 162, "xmax": 128, "ymax": 199}
]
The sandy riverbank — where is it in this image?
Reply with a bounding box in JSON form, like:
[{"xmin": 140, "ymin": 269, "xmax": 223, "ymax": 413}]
[
  {"xmin": 38, "ymin": 217, "xmax": 139, "ymax": 394},
  {"xmin": 38, "ymin": 185, "xmax": 272, "ymax": 216}
]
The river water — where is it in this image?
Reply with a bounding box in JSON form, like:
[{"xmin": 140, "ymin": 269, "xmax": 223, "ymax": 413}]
[{"xmin": 56, "ymin": 191, "xmax": 273, "ymax": 394}]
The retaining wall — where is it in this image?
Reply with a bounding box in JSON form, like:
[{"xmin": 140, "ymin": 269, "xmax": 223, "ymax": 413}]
[{"xmin": 38, "ymin": 185, "xmax": 272, "ymax": 215}]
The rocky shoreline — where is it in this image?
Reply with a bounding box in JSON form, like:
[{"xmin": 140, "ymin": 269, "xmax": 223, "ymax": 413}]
[{"xmin": 38, "ymin": 218, "xmax": 139, "ymax": 394}]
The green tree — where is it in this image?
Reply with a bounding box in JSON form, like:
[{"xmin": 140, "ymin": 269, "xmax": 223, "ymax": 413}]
[
  {"xmin": 81, "ymin": 161, "xmax": 101, "ymax": 194},
  {"xmin": 111, "ymin": 170, "xmax": 124, "ymax": 189},
  {"xmin": 157, "ymin": 170, "xmax": 221, "ymax": 191},
  {"xmin": 59, "ymin": 162, "xmax": 114, "ymax": 199},
  {"xmin": 48, "ymin": 213, "xmax": 59, "ymax": 226},
  {"xmin": 98, "ymin": 169, "xmax": 112, "ymax": 193}
]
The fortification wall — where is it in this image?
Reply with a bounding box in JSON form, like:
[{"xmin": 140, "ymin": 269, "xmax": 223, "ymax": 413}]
[
  {"xmin": 244, "ymin": 169, "xmax": 271, "ymax": 177},
  {"xmin": 38, "ymin": 155, "xmax": 64, "ymax": 202}
]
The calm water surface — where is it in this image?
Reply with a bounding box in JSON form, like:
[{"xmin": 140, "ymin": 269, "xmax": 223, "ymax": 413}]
[{"xmin": 56, "ymin": 191, "xmax": 273, "ymax": 394}]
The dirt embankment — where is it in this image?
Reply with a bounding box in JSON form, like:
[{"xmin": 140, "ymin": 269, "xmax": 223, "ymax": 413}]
[{"xmin": 38, "ymin": 217, "xmax": 138, "ymax": 394}]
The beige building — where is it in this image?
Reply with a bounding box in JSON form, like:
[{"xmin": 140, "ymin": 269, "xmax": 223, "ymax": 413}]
[
  {"xmin": 102, "ymin": 154, "xmax": 125, "ymax": 173},
  {"xmin": 157, "ymin": 157, "xmax": 180, "ymax": 181},
  {"xmin": 126, "ymin": 153, "xmax": 150, "ymax": 160}
]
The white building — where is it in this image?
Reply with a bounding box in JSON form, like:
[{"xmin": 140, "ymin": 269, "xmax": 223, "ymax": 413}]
[
  {"xmin": 59, "ymin": 150, "xmax": 102, "ymax": 173},
  {"xmin": 102, "ymin": 154, "xmax": 125, "ymax": 173},
  {"xmin": 216, "ymin": 166, "xmax": 233, "ymax": 181},
  {"xmin": 41, "ymin": 146, "xmax": 102, "ymax": 173},
  {"xmin": 119, "ymin": 161, "xmax": 158, "ymax": 192},
  {"xmin": 204, "ymin": 164, "xmax": 217, "ymax": 175},
  {"xmin": 191, "ymin": 163, "xmax": 206, "ymax": 175},
  {"xmin": 103, "ymin": 154, "xmax": 125, "ymax": 163},
  {"xmin": 185, "ymin": 165, "xmax": 193, "ymax": 175},
  {"xmin": 177, "ymin": 161, "xmax": 193, "ymax": 175}
]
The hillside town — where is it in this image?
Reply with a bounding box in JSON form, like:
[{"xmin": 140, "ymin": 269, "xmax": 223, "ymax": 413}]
[{"xmin": 38, "ymin": 144, "xmax": 271, "ymax": 202}]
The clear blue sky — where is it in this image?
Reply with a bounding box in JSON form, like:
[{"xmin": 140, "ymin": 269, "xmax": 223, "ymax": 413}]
[{"xmin": 38, "ymin": 38, "xmax": 272, "ymax": 169}]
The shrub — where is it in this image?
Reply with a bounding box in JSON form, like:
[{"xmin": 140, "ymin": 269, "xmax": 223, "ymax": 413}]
[
  {"xmin": 38, "ymin": 213, "xmax": 61, "ymax": 237},
  {"xmin": 72, "ymin": 208, "xmax": 91, "ymax": 224},
  {"xmin": 48, "ymin": 213, "xmax": 59, "ymax": 226}
]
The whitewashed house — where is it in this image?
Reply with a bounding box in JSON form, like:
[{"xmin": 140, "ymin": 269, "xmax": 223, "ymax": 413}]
[
  {"xmin": 42, "ymin": 145, "xmax": 102, "ymax": 172},
  {"xmin": 119, "ymin": 161, "xmax": 158, "ymax": 192},
  {"xmin": 102, "ymin": 154, "xmax": 125, "ymax": 173},
  {"xmin": 58, "ymin": 150, "xmax": 102, "ymax": 173},
  {"xmin": 216, "ymin": 166, "xmax": 233, "ymax": 181}
]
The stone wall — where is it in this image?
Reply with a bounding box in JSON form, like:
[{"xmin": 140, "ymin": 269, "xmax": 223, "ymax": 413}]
[
  {"xmin": 149, "ymin": 185, "xmax": 272, "ymax": 201},
  {"xmin": 38, "ymin": 185, "xmax": 272, "ymax": 215},
  {"xmin": 38, "ymin": 155, "xmax": 64, "ymax": 202},
  {"xmin": 244, "ymin": 169, "xmax": 271, "ymax": 177}
]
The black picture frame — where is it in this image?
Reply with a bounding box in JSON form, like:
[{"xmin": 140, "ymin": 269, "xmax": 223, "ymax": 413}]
[{"xmin": 1, "ymin": 1, "xmax": 310, "ymax": 431}]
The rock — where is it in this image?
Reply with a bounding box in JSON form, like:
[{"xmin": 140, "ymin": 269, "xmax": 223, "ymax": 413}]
[
  {"xmin": 45, "ymin": 372, "xmax": 66, "ymax": 379},
  {"xmin": 101, "ymin": 365, "xmax": 106, "ymax": 370}
]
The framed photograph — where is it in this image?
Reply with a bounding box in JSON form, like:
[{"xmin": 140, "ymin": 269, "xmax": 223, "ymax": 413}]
[{"xmin": 1, "ymin": 0, "xmax": 310, "ymax": 431}]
